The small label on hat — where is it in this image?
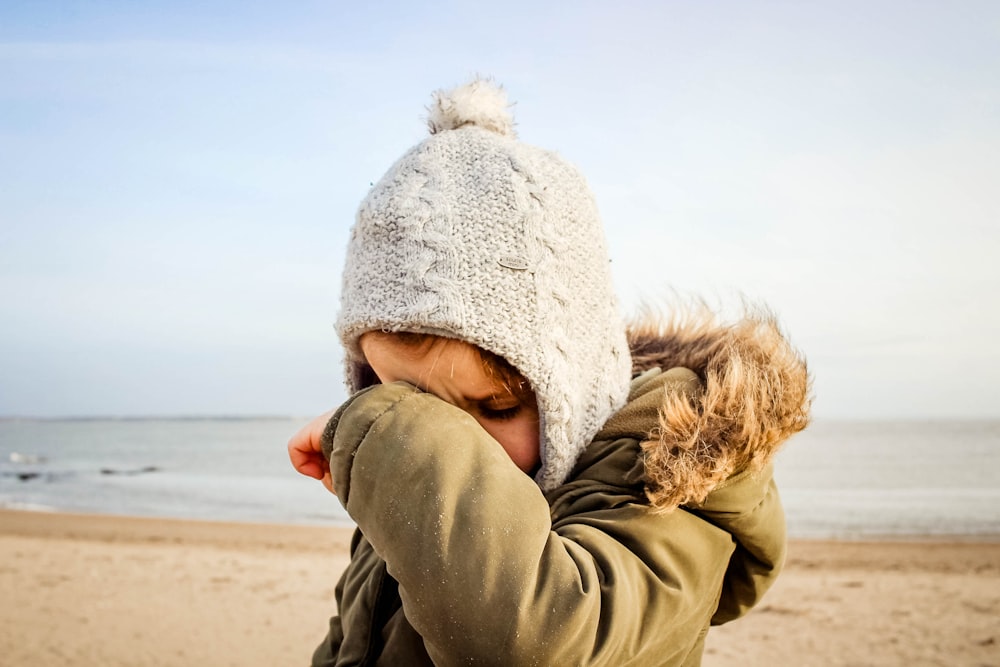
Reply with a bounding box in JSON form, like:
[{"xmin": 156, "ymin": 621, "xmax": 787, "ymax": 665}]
[{"xmin": 497, "ymin": 255, "xmax": 531, "ymax": 271}]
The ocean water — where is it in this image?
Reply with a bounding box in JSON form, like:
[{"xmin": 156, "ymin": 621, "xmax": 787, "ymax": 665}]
[
  {"xmin": 0, "ymin": 418, "xmax": 348, "ymax": 526},
  {"xmin": 1, "ymin": 417, "xmax": 998, "ymax": 539},
  {"xmin": 774, "ymin": 419, "xmax": 1000, "ymax": 538}
]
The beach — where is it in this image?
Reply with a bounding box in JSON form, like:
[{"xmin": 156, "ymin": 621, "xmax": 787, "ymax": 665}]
[{"xmin": 1, "ymin": 510, "xmax": 997, "ymax": 667}]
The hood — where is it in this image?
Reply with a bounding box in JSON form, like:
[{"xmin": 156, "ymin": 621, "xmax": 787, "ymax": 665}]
[
  {"xmin": 623, "ymin": 304, "xmax": 812, "ymax": 511},
  {"xmin": 336, "ymin": 79, "xmax": 632, "ymax": 494}
]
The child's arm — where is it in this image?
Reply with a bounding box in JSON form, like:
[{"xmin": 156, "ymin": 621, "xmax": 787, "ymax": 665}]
[{"xmin": 324, "ymin": 381, "xmax": 740, "ymax": 665}]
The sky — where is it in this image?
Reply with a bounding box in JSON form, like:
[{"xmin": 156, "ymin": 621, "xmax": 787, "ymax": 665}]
[{"xmin": 1, "ymin": 1, "xmax": 997, "ymax": 419}]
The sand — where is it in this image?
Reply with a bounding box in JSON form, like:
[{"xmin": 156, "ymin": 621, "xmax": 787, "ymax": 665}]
[{"xmin": 1, "ymin": 510, "xmax": 997, "ymax": 667}]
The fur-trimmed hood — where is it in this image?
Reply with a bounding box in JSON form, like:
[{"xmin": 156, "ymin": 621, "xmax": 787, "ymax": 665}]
[{"xmin": 624, "ymin": 305, "xmax": 812, "ymax": 512}]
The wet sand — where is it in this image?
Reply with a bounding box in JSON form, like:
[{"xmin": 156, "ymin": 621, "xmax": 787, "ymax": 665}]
[{"xmin": 1, "ymin": 510, "xmax": 997, "ymax": 666}]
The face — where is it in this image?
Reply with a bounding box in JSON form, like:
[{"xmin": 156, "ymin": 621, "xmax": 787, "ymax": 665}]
[{"xmin": 359, "ymin": 333, "xmax": 541, "ymax": 475}]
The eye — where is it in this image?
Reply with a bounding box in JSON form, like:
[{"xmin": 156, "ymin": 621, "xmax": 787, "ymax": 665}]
[{"xmin": 479, "ymin": 404, "xmax": 522, "ymax": 421}]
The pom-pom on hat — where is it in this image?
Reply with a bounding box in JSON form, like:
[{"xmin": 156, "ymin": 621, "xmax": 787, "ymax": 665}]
[
  {"xmin": 336, "ymin": 78, "xmax": 631, "ymax": 491},
  {"xmin": 426, "ymin": 77, "xmax": 516, "ymax": 137}
]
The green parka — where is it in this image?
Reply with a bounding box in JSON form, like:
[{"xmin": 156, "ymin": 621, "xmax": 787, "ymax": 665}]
[{"xmin": 313, "ymin": 311, "xmax": 811, "ymax": 666}]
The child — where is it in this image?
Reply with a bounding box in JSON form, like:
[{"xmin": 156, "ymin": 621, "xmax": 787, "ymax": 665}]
[{"xmin": 288, "ymin": 78, "xmax": 811, "ymax": 666}]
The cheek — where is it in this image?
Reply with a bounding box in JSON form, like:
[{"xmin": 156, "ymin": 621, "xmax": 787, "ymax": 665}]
[{"xmin": 478, "ymin": 417, "xmax": 541, "ymax": 474}]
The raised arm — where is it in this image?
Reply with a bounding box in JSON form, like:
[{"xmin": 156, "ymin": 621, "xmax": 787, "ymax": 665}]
[{"xmin": 324, "ymin": 382, "xmax": 737, "ymax": 666}]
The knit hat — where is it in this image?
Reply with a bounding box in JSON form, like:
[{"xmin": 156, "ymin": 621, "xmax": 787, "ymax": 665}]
[{"xmin": 336, "ymin": 78, "xmax": 632, "ymax": 490}]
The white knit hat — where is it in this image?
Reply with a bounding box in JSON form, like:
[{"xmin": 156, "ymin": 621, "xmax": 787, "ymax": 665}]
[{"xmin": 336, "ymin": 78, "xmax": 632, "ymax": 490}]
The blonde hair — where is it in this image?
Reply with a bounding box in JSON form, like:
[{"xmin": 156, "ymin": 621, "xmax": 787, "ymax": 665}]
[{"xmin": 358, "ymin": 331, "xmax": 533, "ymax": 400}]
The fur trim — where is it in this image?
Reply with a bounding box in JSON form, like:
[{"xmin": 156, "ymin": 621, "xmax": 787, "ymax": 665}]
[
  {"xmin": 426, "ymin": 78, "xmax": 516, "ymax": 137},
  {"xmin": 627, "ymin": 303, "xmax": 812, "ymax": 511}
]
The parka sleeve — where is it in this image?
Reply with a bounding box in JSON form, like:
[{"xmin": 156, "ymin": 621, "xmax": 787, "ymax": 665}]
[{"xmin": 324, "ymin": 382, "xmax": 737, "ymax": 666}]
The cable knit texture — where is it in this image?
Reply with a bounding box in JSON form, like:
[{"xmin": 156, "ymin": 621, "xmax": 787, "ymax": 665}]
[{"xmin": 336, "ymin": 79, "xmax": 632, "ymax": 490}]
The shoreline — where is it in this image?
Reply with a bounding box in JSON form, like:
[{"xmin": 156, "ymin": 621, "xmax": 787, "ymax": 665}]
[
  {"xmin": 0, "ymin": 508, "xmax": 357, "ymax": 550},
  {"xmin": 3, "ymin": 506, "xmax": 998, "ymax": 544},
  {"xmin": 2, "ymin": 509, "xmax": 999, "ymax": 666}
]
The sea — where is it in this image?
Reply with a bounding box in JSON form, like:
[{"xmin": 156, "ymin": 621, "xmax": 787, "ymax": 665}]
[{"xmin": 1, "ymin": 417, "xmax": 998, "ymax": 539}]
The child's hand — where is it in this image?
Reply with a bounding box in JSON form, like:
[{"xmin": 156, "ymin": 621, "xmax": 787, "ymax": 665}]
[{"xmin": 287, "ymin": 409, "xmax": 337, "ymax": 495}]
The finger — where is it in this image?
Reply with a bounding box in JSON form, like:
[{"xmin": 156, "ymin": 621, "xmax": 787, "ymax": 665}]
[
  {"xmin": 288, "ymin": 428, "xmax": 320, "ymax": 456},
  {"xmin": 294, "ymin": 458, "xmax": 326, "ymax": 480},
  {"xmin": 288, "ymin": 440, "xmax": 325, "ymax": 474},
  {"xmin": 321, "ymin": 470, "xmax": 336, "ymax": 495}
]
